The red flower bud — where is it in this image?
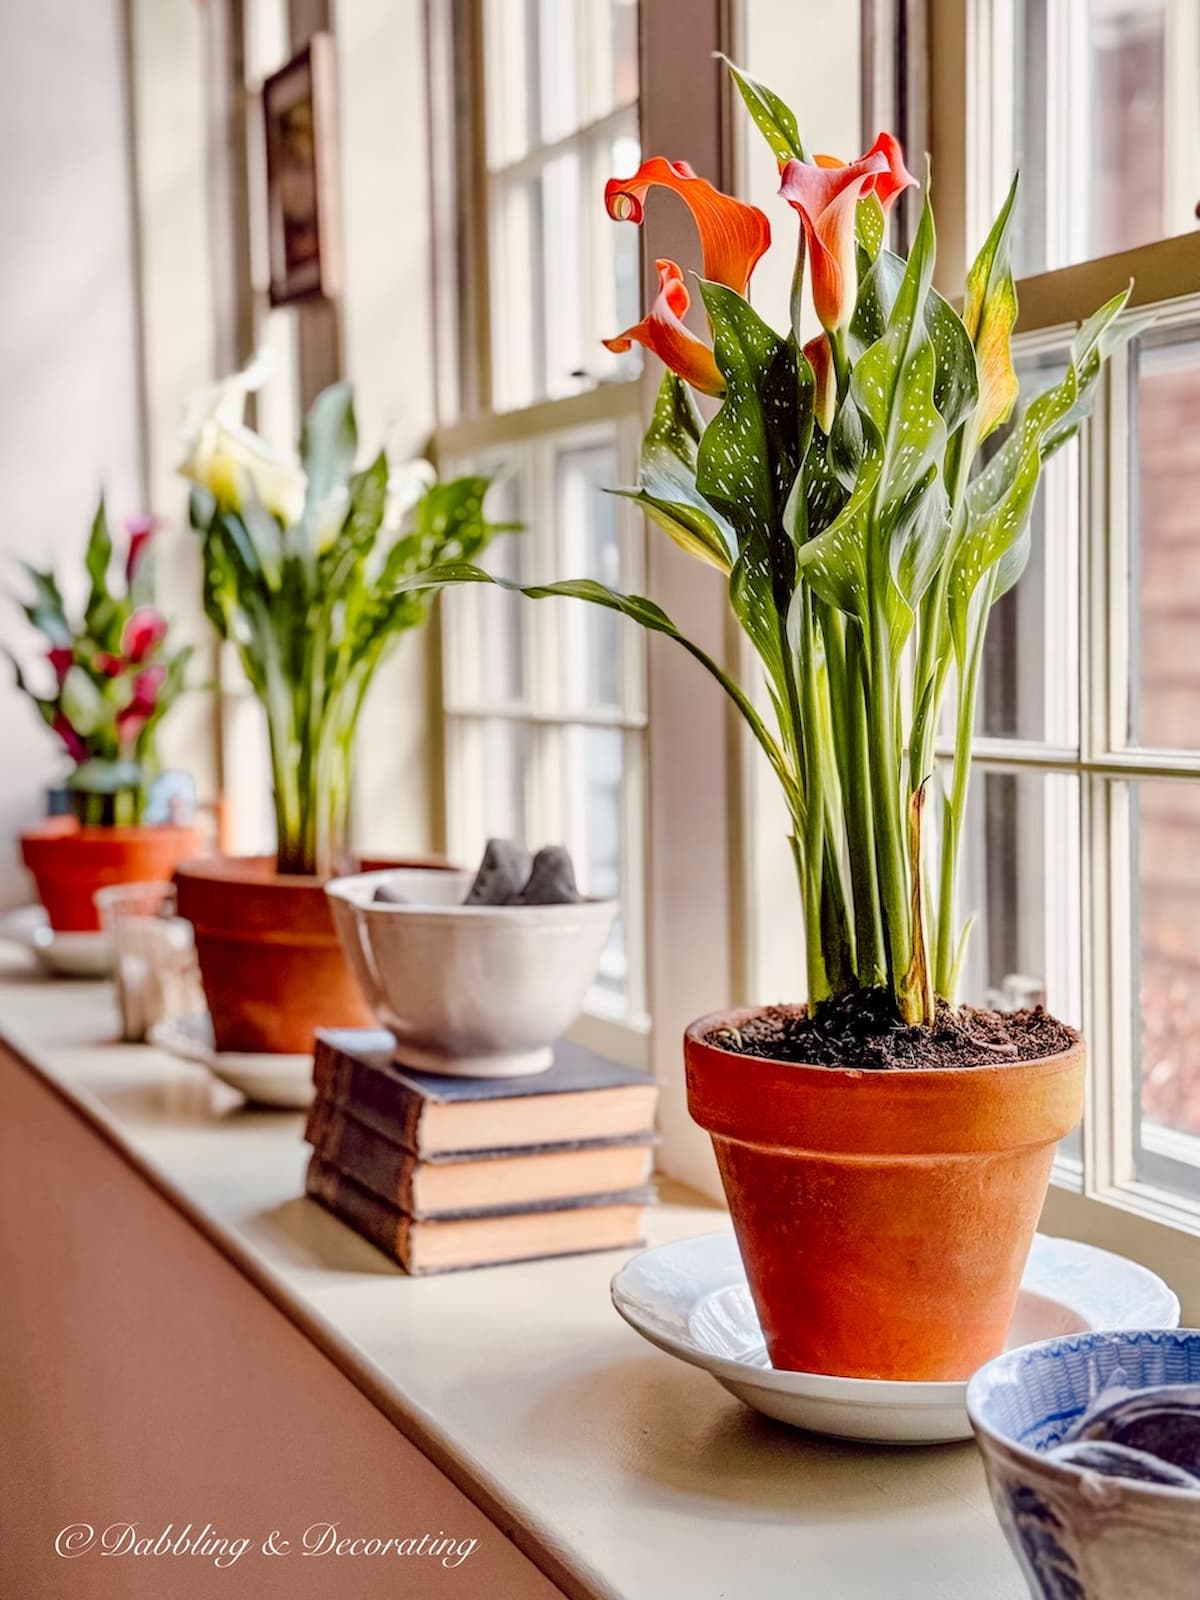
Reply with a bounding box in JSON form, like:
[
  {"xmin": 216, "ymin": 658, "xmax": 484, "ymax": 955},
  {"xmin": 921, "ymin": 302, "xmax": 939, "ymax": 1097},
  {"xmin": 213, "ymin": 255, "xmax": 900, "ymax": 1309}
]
[{"xmin": 122, "ymin": 608, "xmax": 168, "ymax": 663}]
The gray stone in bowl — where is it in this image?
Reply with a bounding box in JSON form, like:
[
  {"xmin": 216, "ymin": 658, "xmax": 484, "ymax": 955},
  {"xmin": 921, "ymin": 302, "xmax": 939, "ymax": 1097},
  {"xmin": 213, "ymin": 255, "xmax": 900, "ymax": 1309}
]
[
  {"xmin": 464, "ymin": 838, "xmax": 533, "ymax": 905},
  {"xmin": 517, "ymin": 845, "xmax": 583, "ymax": 905}
]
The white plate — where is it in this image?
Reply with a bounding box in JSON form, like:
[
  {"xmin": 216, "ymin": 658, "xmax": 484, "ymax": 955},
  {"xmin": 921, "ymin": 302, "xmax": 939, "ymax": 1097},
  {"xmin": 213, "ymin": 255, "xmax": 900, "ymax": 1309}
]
[
  {"xmin": 0, "ymin": 904, "xmax": 112, "ymax": 978},
  {"xmin": 149, "ymin": 1013, "xmax": 314, "ymax": 1109},
  {"xmin": 611, "ymin": 1231, "xmax": 1181, "ymax": 1444}
]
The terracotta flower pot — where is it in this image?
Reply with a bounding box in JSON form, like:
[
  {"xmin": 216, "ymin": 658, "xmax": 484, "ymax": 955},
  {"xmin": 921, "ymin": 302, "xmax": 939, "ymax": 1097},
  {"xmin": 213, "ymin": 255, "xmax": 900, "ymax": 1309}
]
[
  {"xmin": 685, "ymin": 1007, "xmax": 1086, "ymax": 1382},
  {"xmin": 174, "ymin": 854, "xmax": 453, "ymax": 1056},
  {"xmin": 21, "ymin": 817, "xmax": 205, "ymax": 933}
]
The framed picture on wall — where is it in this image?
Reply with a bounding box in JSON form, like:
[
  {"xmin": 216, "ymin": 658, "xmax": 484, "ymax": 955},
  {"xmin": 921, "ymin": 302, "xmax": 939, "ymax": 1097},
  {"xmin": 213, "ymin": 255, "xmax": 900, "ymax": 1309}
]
[{"xmin": 262, "ymin": 32, "xmax": 341, "ymax": 307}]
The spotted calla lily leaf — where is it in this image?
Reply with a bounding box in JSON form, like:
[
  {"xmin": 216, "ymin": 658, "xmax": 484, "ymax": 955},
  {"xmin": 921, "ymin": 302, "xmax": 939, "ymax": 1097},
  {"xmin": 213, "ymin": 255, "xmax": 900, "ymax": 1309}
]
[
  {"xmin": 612, "ymin": 373, "xmax": 736, "ymax": 573},
  {"xmin": 961, "ymin": 174, "xmax": 1020, "ymax": 448},
  {"xmin": 948, "ymin": 286, "xmax": 1136, "ymax": 656},
  {"xmin": 797, "ymin": 182, "xmax": 948, "ymax": 625},
  {"xmin": 696, "ymin": 280, "xmax": 811, "ymax": 691},
  {"xmin": 851, "ymin": 249, "xmax": 979, "ymax": 437},
  {"xmin": 720, "ymin": 55, "xmax": 807, "ymax": 165}
]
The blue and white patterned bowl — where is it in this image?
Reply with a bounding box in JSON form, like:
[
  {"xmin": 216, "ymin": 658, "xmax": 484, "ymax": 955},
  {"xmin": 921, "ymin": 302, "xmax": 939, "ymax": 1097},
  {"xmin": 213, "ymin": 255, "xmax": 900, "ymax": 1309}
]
[{"xmin": 967, "ymin": 1329, "xmax": 1200, "ymax": 1599}]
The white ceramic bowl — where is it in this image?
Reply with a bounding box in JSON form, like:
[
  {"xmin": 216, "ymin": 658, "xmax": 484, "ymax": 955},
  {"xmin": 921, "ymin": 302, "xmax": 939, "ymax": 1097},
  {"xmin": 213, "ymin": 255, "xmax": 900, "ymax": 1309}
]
[
  {"xmin": 325, "ymin": 868, "xmax": 618, "ymax": 1077},
  {"xmin": 967, "ymin": 1329, "xmax": 1200, "ymax": 1598}
]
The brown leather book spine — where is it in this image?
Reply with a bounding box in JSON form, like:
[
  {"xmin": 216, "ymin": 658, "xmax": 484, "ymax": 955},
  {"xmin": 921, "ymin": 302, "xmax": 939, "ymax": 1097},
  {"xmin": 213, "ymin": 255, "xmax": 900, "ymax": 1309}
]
[
  {"xmin": 305, "ymin": 1099, "xmax": 416, "ymax": 1211},
  {"xmin": 310, "ymin": 1040, "xmax": 426, "ymax": 1153},
  {"xmin": 304, "ymin": 1153, "xmax": 411, "ymax": 1268}
]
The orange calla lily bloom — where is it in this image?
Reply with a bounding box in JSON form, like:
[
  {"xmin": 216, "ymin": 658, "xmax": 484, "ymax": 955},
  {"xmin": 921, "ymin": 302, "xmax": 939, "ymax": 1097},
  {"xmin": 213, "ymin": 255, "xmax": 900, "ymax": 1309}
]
[
  {"xmin": 605, "ymin": 156, "xmax": 770, "ymax": 294},
  {"xmin": 603, "ymin": 259, "xmax": 725, "ymax": 397},
  {"xmin": 780, "ymin": 134, "xmax": 918, "ymax": 334},
  {"xmin": 779, "ymin": 150, "xmax": 888, "ymax": 334}
]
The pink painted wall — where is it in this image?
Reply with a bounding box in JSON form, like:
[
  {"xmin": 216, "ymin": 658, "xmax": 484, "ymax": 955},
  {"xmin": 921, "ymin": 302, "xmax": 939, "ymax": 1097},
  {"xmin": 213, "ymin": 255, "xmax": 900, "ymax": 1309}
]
[{"xmin": 0, "ymin": 1048, "xmax": 566, "ymax": 1600}]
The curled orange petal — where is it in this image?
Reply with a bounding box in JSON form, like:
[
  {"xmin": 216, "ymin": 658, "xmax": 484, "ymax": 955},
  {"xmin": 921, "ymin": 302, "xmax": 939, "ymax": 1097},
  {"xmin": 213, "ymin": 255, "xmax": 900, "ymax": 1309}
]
[
  {"xmin": 603, "ymin": 260, "xmax": 725, "ymax": 397},
  {"xmin": 605, "ymin": 156, "xmax": 770, "ymax": 294}
]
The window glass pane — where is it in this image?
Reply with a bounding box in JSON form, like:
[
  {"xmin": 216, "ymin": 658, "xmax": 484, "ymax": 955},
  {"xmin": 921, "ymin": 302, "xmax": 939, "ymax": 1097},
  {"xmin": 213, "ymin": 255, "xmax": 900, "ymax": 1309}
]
[
  {"xmin": 560, "ymin": 724, "xmax": 630, "ymax": 1007},
  {"xmin": 1130, "ymin": 328, "xmax": 1200, "ymax": 751},
  {"xmin": 442, "ymin": 468, "xmax": 526, "ymax": 709},
  {"xmin": 972, "ymin": 350, "xmax": 1081, "ymax": 746},
  {"xmin": 554, "ymin": 439, "xmax": 622, "ymax": 710},
  {"xmin": 948, "ymin": 768, "xmax": 1083, "ymax": 1030},
  {"xmin": 1012, "ymin": 0, "xmax": 1197, "ymax": 276},
  {"xmin": 450, "ymin": 716, "xmax": 531, "ymax": 862},
  {"xmin": 484, "ymin": 4, "xmax": 640, "ymax": 409},
  {"xmin": 1133, "ymin": 778, "xmax": 1200, "ymax": 1194}
]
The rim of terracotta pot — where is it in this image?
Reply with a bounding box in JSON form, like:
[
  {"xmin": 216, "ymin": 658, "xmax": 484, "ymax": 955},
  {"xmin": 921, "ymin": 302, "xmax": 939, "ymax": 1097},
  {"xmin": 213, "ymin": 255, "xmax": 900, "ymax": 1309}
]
[
  {"xmin": 685, "ymin": 1003, "xmax": 1086, "ymax": 1156},
  {"xmin": 23, "ymin": 819, "xmax": 202, "ymax": 844},
  {"xmin": 175, "ymin": 853, "xmax": 456, "ymax": 892}
]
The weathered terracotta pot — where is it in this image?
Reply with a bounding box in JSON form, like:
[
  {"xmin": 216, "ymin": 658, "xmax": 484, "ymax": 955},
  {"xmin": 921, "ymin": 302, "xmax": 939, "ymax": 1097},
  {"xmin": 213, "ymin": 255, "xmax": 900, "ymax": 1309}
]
[
  {"xmin": 685, "ymin": 1007, "xmax": 1085, "ymax": 1382},
  {"xmin": 21, "ymin": 817, "xmax": 204, "ymax": 933},
  {"xmin": 174, "ymin": 854, "xmax": 452, "ymax": 1056}
]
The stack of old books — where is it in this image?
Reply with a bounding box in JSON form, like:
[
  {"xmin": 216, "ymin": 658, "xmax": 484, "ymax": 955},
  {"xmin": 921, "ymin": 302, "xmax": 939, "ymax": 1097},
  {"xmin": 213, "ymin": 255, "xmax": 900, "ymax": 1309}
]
[{"xmin": 304, "ymin": 1029, "xmax": 659, "ymax": 1274}]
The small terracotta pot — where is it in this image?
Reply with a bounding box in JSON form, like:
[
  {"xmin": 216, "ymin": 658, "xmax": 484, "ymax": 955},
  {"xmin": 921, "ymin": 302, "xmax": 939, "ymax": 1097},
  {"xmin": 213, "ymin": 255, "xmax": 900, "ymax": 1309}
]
[
  {"xmin": 21, "ymin": 817, "xmax": 205, "ymax": 933},
  {"xmin": 685, "ymin": 1007, "xmax": 1085, "ymax": 1382},
  {"xmin": 174, "ymin": 854, "xmax": 453, "ymax": 1056}
]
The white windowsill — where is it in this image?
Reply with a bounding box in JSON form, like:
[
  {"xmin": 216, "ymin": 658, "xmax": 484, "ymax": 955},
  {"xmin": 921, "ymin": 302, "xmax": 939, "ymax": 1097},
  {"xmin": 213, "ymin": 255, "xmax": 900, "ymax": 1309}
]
[{"xmin": 0, "ymin": 950, "xmax": 1028, "ymax": 1600}]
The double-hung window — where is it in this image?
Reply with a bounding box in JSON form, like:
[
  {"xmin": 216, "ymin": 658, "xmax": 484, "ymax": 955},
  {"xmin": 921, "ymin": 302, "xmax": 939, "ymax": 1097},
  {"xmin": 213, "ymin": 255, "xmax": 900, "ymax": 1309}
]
[
  {"xmin": 929, "ymin": 0, "xmax": 1200, "ymax": 1280},
  {"xmin": 430, "ymin": 0, "xmax": 648, "ymax": 1055}
]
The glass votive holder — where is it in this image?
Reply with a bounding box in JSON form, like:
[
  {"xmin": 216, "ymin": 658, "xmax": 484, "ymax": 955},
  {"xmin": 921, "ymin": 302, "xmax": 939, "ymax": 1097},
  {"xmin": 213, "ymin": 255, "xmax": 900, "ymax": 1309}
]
[{"xmin": 94, "ymin": 881, "xmax": 204, "ymax": 1043}]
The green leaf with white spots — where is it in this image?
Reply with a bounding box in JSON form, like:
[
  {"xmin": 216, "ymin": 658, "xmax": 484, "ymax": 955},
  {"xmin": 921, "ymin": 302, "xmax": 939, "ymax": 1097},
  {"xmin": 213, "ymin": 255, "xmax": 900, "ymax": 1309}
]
[
  {"xmin": 851, "ymin": 249, "xmax": 979, "ymax": 436},
  {"xmin": 961, "ymin": 174, "xmax": 1020, "ymax": 449},
  {"xmin": 613, "ymin": 373, "xmax": 736, "ymax": 573},
  {"xmin": 948, "ymin": 285, "xmax": 1138, "ymax": 649},
  {"xmin": 856, "ymin": 194, "xmax": 886, "ymax": 261},
  {"xmin": 797, "ymin": 183, "xmax": 949, "ymax": 626},
  {"xmin": 696, "ymin": 283, "xmax": 811, "ymax": 689},
  {"xmin": 720, "ymin": 56, "xmax": 806, "ymax": 164}
]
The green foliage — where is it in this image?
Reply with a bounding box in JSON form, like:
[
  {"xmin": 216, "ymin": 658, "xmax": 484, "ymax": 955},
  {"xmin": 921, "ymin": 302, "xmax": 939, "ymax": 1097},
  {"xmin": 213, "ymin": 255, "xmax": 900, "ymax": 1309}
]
[
  {"xmin": 4, "ymin": 497, "xmax": 190, "ymax": 822},
  {"xmin": 406, "ymin": 63, "xmax": 1145, "ymax": 1025},
  {"xmin": 185, "ymin": 384, "xmax": 515, "ymax": 875}
]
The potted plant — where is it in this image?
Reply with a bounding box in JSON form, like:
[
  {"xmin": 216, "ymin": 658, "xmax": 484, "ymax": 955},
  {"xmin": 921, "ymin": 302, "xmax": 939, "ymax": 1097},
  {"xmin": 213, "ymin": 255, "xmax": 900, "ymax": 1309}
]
[
  {"xmin": 397, "ymin": 63, "xmax": 1145, "ymax": 1380},
  {"xmin": 10, "ymin": 502, "xmax": 197, "ymax": 932},
  {"xmin": 174, "ymin": 365, "xmax": 513, "ymax": 1055}
]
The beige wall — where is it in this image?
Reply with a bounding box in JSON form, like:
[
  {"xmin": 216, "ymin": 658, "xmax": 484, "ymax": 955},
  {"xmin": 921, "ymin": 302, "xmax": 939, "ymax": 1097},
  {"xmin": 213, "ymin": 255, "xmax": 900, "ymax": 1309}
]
[{"xmin": 0, "ymin": 0, "xmax": 145, "ymax": 906}]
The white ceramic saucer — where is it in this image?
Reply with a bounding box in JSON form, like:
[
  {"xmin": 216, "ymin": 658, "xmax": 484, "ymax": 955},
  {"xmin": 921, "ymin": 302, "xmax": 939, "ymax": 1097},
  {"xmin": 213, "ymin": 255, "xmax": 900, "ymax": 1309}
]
[
  {"xmin": 611, "ymin": 1231, "xmax": 1180, "ymax": 1444},
  {"xmin": 150, "ymin": 1013, "xmax": 315, "ymax": 1109},
  {"xmin": 0, "ymin": 904, "xmax": 112, "ymax": 978}
]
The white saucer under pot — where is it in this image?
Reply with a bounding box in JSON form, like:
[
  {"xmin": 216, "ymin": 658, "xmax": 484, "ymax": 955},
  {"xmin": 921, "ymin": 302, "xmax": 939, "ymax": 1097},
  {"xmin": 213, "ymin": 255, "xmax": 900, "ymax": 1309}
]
[
  {"xmin": 149, "ymin": 1013, "xmax": 314, "ymax": 1109},
  {"xmin": 0, "ymin": 905, "xmax": 112, "ymax": 978},
  {"xmin": 610, "ymin": 1232, "xmax": 1180, "ymax": 1445}
]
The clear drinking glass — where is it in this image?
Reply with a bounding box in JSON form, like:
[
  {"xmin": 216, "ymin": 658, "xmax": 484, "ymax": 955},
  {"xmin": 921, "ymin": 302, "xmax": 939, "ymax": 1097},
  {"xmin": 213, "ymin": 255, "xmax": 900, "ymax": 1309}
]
[{"xmin": 94, "ymin": 882, "xmax": 204, "ymax": 1043}]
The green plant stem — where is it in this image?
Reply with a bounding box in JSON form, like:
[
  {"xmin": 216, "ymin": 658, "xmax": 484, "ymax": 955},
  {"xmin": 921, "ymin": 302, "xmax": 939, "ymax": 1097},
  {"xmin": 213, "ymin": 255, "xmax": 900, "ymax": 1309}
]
[
  {"xmin": 792, "ymin": 588, "xmax": 830, "ymax": 1007},
  {"xmin": 839, "ymin": 617, "xmax": 884, "ymax": 986},
  {"xmin": 934, "ymin": 581, "xmax": 991, "ymax": 996},
  {"xmin": 829, "ymin": 327, "xmax": 851, "ymax": 402},
  {"xmin": 865, "ymin": 594, "xmax": 914, "ymax": 1016}
]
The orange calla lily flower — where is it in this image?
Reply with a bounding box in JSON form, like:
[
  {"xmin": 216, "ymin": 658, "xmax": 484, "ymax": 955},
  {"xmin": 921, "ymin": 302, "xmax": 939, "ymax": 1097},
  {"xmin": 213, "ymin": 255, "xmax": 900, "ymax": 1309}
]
[
  {"xmin": 779, "ymin": 150, "xmax": 888, "ymax": 334},
  {"xmin": 605, "ymin": 156, "xmax": 770, "ymax": 294},
  {"xmin": 781, "ymin": 134, "xmax": 918, "ymax": 334},
  {"xmin": 603, "ymin": 259, "xmax": 725, "ymax": 397},
  {"xmin": 804, "ymin": 334, "xmax": 836, "ymax": 433}
]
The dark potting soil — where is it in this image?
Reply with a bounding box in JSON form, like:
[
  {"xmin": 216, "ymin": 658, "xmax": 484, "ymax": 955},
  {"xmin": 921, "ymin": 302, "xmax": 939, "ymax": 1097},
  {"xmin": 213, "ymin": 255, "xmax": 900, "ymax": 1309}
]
[{"xmin": 705, "ymin": 988, "xmax": 1080, "ymax": 1070}]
